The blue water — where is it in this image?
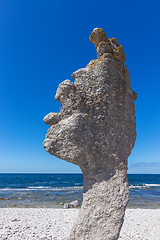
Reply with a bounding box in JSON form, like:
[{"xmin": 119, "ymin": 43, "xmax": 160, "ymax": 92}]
[{"xmin": 0, "ymin": 174, "xmax": 159, "ymax": 208}]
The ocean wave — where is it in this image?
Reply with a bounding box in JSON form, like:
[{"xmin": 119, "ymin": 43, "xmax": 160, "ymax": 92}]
[
  {"xmin": 129, "ymin": 185, "xmax": 143, "ymax": 189},
  {"xmin": 64, "ymin": 186, "xmax": 83, "ymax": 190},
  {"xmin": 75, "ymin": 183, "xmax": 82, "ymax": 186},
  {"xmin": 143, "ymin": 184, "xmax": 160, "ymax": 187},
  {"xmin": 27, "ymin": 186, "xmax": 51, "ymax": 189},
  {"xmin": 27, "ymin": 186, "xmax": 83, "ymax": 191},
  {"xmin": 0, "ymin": 188, "xmax": 35, "ymax": 191},
  {"xmin": 0, "ymin": 186, "xmax": 83, "ymax": 191},
  {"xmin": 129, "ymin": 183, "xmax": 160, "ymax": 189}
]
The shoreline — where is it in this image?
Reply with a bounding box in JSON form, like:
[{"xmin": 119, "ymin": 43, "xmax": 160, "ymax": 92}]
[
  {"xmin": 1, "ymin": 174, "xmax": 160, "ymax": 209},
  {"xmin": 0, "ymin": 208, "xmax": 160, "ymax": 240},
  {"xmin": 0, "ymin": 206, "xmax": 160, "ymax": 209}
]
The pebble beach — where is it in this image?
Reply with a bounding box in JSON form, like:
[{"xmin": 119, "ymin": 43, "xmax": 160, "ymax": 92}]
[{"xmin": 0, "ymin": 208, "xmax": 160, "ymax": 240}]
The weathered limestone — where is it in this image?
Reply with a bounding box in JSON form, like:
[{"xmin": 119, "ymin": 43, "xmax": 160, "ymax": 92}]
[{"xmin": 43, "ymin": 28, "xmax": 137, "ymax": 240}]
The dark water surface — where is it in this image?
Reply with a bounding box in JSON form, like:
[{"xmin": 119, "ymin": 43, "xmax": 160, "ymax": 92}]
[{"xmin": 0, "ymin": 174, "xmax": 159, "ymax": 208}]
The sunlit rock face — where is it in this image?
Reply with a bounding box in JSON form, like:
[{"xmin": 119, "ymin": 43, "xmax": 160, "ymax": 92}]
[{"xmin": 43, "ymin": 28, "xmax": 137, "ymax": 240}]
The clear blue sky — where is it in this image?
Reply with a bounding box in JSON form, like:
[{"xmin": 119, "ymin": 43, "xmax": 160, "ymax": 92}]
[{"xmin": 0, "ymin": 0, "xmax": 160, "ymax": 173}]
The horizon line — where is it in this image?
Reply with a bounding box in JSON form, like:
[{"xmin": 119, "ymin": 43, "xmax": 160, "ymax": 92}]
[{"xmin": 0, "ymin": 172, "xmax": 160, "ymax": 175}]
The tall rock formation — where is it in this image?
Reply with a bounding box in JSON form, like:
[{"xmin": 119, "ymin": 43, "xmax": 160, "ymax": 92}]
[{"xmin": 43, "ymin": 28, "xmax": 137, "ymax": 240}]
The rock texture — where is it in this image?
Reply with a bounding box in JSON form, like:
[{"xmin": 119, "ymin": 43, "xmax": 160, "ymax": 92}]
[{"xmin": 43, "ymin": 28, "xmax": 137, "ymax": 240}]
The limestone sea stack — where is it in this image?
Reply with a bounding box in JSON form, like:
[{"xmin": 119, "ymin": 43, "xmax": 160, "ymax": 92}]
[{"xmin": 43, "ymin": 28, "xmax": 137, "ymax": 240}]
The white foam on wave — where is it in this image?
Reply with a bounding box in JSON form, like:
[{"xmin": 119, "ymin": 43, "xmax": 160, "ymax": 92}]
[
  {"xmin": 129, "ymin": 183, "xmax": 160, "ymax": 189},
  {"xmin": 143, "ymin": 184, "xmax": 160, "ymax": 187},
  {"xmin": 27, "ymin": 186, "xmax": 51, "ymax": 189},
  {"xmin": 0, "ymin": 188, "xmax": 35, "ymax": 191},
  {"xmin": 0, "ymin": 186, "xmax": 83, "ymax": 191}
]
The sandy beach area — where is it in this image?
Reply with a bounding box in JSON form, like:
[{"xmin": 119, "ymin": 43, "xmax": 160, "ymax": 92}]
[{"xmin": 0, "ymin": 208, "xmax": 159, "ymax": 240}]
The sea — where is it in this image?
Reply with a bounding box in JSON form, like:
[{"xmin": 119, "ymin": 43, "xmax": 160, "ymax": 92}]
[{"xmin": 0, "ymin": 174, "xmax": 160, "ymax": 208}]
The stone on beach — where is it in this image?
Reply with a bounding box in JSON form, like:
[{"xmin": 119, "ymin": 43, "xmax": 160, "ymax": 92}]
[
  {"xmin": 63, "ymin": 200, "xmax": 79, "ymax": 209},
  {"xmin": 43, "ymin": 28, "xmax": 137, "ymax": 240}
]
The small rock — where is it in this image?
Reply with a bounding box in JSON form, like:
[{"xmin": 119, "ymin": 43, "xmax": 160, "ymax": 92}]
[
  {"xmin": 11, "ymin": 218, "xmax": 19, "ymax": 222},
  {"xmin": 59, "ymin": 202, "xmax": 64, "ymax": 206},
  {"xmin": 63, "ymin": 200, "xmax": 79, "ymax": 209}
]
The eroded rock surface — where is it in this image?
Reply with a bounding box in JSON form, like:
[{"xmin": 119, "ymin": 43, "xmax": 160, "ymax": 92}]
[{"xmin": 43, "ymin": 28, "xmax": 137, "ymax": 240}]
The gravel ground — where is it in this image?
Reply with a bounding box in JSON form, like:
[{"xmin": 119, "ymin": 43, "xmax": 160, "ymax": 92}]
[{"xmin": 0, "ymin": 208, "xmax": 159, "ymax": 240}]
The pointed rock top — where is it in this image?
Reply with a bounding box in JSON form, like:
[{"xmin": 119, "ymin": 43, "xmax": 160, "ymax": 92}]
[{"xmin": 89, "ymin": 28, "xmax": 109, "ymax": 47}]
